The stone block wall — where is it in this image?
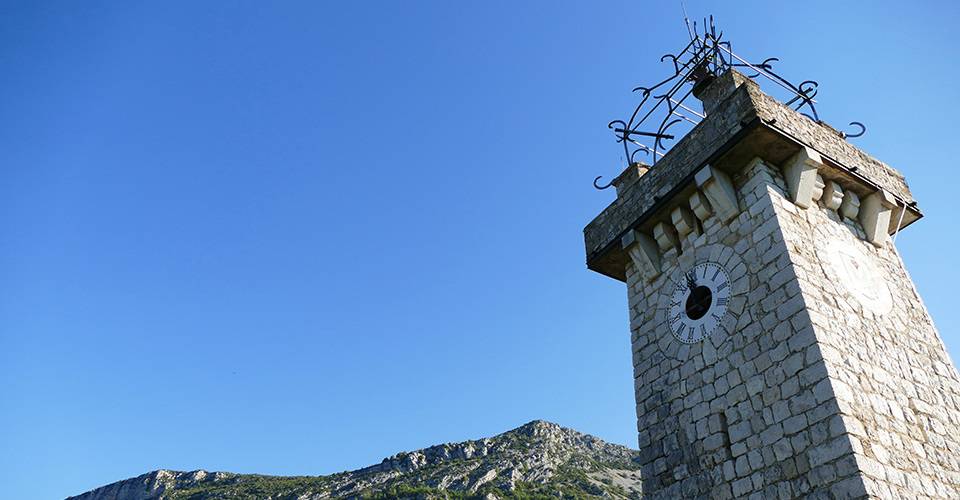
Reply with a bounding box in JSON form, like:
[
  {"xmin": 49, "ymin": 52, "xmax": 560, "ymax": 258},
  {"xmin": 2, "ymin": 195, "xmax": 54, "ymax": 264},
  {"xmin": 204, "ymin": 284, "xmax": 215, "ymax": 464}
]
[
  {"xmin": 624, "ymin": 156, "xmax": 951, "ymax": 499},
  {"xmin": 770, "ymin": 166, "xmax": 960, "ymax": 498}
]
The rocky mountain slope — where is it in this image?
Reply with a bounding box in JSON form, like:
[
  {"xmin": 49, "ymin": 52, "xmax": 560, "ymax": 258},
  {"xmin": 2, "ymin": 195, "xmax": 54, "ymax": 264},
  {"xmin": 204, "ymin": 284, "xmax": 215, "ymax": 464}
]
[{"xmin": 68, "ymin": 420, "xmax": 642, "ymax": 499}]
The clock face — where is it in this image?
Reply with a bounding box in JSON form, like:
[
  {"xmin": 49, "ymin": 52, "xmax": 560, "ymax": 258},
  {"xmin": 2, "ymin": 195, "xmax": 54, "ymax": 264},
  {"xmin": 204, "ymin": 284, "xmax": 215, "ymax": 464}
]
[{"xmin": 667, "ymin": 262, "xmax": 731, "ymax": 344}]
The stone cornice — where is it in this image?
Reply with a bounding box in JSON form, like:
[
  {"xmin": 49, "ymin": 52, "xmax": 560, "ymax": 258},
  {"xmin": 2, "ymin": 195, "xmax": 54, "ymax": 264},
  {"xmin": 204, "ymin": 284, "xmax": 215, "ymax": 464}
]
[{"xmin": 584, "ymin": 70, "xmax": 921, "ymax": 282}]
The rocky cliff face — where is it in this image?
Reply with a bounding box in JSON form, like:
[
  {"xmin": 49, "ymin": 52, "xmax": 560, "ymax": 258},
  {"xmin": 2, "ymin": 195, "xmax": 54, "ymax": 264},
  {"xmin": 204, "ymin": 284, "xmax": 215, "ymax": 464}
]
[{"xmin": 68, "ymin": 420, "xmax": 642, "ymax": 499}]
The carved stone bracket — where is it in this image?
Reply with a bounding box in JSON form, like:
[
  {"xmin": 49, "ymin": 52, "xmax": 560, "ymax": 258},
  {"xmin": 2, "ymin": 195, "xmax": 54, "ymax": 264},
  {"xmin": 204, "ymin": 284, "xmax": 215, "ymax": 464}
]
[
  {"xmin": 622, "ymin": 229, "xmax": 661, "ymax": 282},
  {"xmin": 783, "ymin": 146, "xmax": 824, "ymax": 209},
  {"xmin": 694, "ymin": 165, "xmax": 739, "ymax": 223},
  {"xmin": 840, "ymin": 191, "xmax": 860, "ymax": 220},
  {"xmin": 860, "ymin": 189, "xmax": 897, "ymax": 247},
  {"xmin": 689, "ymin": 190, "xmax": 713, "ymax": 222},
  {"xmin": 812, "ymin": 174, "xmax": 826, "ymax": 201},
  {"xmin": 671, "ymin": 206, "xmax": 698, "ymax": 240},
  {"xmin": 653, "ymin": 221, "xmax": 681, "ymax": 252},
  {"xmin": 821, "ymin": 179, "xmax": 843, "ymax": 211}
]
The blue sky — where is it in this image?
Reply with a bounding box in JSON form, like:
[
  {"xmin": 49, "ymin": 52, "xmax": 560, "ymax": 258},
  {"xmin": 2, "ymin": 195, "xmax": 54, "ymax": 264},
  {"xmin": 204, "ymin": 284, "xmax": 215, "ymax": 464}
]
[{"xmin": 2, "ymin": 1, "xmax": 958, "ymax": 498}]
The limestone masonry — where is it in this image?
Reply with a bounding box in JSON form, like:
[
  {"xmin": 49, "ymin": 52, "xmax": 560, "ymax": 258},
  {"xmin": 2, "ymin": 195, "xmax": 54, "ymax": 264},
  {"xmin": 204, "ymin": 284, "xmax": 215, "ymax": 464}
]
[{"xmin": 584, "ymin": 70, "xmax": 960, "ymax": 498}]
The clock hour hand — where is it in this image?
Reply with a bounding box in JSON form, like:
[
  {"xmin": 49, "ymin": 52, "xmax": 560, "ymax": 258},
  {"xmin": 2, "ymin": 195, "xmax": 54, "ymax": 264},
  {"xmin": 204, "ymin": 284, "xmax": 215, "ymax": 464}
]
[{"xmin": 685, "ymin": 270, "xmax": 697, "ymax": 291}]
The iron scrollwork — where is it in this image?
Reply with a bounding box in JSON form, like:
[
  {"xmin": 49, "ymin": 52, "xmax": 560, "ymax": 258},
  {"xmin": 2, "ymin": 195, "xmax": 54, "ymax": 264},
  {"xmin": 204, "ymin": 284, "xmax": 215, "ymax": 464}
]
[{"xmin": 595, "ymin": 16, "xmax": 864, "ymax": 190}]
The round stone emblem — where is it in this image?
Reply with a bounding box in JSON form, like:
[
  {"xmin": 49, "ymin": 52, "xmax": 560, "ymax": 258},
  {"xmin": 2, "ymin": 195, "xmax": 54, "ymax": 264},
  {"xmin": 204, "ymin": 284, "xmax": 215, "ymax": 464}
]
[{"xmin": 819, "ymin": 239, "xmax": 892, "ymax": 315}]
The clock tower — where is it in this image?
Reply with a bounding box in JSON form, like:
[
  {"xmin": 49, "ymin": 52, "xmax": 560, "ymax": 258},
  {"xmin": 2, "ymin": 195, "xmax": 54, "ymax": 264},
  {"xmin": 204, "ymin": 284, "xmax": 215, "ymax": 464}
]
[{"xmin": 585, "ymin": 33, "xmax": 960, "ymax": 498}]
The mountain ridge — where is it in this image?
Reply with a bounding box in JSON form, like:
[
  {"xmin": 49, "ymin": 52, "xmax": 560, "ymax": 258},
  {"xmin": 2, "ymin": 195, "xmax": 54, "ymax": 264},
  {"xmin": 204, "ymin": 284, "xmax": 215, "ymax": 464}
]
[{"xmin": 67, "ymin": 420, "xmax": 642, "ymax": 499}]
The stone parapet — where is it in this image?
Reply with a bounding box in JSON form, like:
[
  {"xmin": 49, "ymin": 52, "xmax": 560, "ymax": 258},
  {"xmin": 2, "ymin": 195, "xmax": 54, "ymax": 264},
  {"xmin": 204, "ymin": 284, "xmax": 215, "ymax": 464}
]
[{"xmin": 584, "ymin": 70, "xmax": 921, "ymax": 282}]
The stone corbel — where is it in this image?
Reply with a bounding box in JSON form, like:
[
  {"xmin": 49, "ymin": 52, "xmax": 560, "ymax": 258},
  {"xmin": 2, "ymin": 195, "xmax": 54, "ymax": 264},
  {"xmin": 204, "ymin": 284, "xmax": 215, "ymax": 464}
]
[
  {"xmin": 782, "ymin": 146, "xmax": 824, "ymax": 209},
  {"xmin": 689, "ymin": 190, "xmax": 713, "ymax": 223},
  {"xmin": 694, "ymin": 165, "xmax": 739, "ymax": 223},
  {"xmin": 671, "ymin": 206, "xmax": 698, "ymax": 240},
  {"xmin": 621, "ymin": 229, "xmax": 661, "ymax": 282},
  {"xmin": 812, "ymin": 174, "xmax": 826, "ymax": 202},
  {"xmin": 860, "ymin": 189, "xmax": 897, "ymax": 247},
  {"xmin": 840, "ymin": 191, "xmax": 860, "ymax": 220},
  {"xmin": 821, "ymin": 180, "xmax": 843, "ymax": 211},
  {"xmin": 653, "ymin": 221, "xmax": 680, "ymax": 253}
]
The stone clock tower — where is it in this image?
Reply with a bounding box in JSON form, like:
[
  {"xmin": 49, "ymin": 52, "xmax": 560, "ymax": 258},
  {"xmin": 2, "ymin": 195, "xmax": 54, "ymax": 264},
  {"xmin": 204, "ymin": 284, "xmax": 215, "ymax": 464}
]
[{"xmin": 585, "ymin": 50, "xmax": 960, "ymax": 497}]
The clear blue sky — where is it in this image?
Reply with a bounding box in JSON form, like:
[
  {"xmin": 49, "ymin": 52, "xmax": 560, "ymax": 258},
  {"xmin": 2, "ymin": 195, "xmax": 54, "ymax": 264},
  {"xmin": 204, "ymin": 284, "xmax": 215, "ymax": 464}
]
[{"xmin": 2, "ymin": 1, "xmax": 958, "ymax": 498}]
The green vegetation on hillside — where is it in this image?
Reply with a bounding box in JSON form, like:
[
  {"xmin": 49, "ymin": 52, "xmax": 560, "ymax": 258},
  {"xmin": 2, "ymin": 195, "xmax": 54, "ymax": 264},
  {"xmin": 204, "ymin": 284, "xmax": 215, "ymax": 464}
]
[{"xmin": 70, "ymin": 421, "xmax": 643, "ymax": 500}]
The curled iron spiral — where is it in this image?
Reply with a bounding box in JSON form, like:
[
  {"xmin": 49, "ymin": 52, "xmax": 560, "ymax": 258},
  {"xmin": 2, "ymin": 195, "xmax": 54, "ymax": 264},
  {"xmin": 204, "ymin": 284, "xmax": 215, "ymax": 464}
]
[
  {"xmin": 843, "ymin": 121, "xmax": 866, "ymax": 139},
  {"xmin": 593, "ymin": 175, "xmax": 614, "ymax": 190},
  {"xmin": 594, "ymin": 16, "xmax": 866, "ymax": 191}
]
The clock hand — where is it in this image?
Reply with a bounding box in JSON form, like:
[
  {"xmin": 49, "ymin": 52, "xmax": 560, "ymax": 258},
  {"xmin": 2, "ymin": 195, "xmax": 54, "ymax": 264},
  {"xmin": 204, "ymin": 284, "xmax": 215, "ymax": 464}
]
[{"xmin": 686, "ymin": 270, "xmax": 697, "ymax": 291}]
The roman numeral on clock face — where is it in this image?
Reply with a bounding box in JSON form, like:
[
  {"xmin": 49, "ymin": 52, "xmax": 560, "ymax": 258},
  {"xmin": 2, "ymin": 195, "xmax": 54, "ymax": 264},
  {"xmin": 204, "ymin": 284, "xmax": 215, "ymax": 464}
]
[{"xmin": 667, "ymin": 261, "xmax": 731, "ymax": 345}]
